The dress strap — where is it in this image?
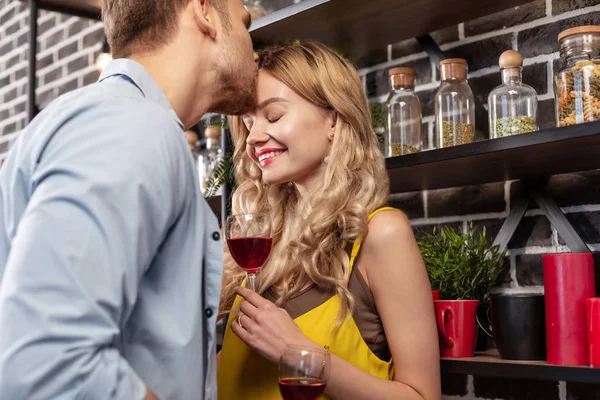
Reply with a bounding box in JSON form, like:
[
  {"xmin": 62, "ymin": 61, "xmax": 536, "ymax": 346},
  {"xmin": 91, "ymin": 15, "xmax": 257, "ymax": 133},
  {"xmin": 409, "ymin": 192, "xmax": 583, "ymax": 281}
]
[{"xmin": 348, "ymin": 207, "xmax": 403, "ymax": 271}]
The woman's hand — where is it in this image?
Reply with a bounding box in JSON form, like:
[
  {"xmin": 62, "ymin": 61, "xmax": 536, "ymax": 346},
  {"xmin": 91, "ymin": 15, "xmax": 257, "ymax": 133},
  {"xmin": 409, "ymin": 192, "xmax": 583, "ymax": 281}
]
[{"xmin": 231, "ymin": 287, "xmax": 315, "ymax": 363}]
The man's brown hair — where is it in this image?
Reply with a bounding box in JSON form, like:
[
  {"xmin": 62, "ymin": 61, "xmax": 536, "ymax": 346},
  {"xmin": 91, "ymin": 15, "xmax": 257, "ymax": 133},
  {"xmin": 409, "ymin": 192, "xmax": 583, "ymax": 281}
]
[{"xmin": 102, "ymin": 0, "xmax": 229, "ymax": 59}]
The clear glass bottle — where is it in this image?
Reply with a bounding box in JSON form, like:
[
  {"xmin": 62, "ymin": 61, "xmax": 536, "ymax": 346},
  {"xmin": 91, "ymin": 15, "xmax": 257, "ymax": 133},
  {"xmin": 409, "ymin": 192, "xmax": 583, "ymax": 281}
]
[
  {"xmin": 385, "ymin": 67, "xmax": 422, "ymax": 157},
  {"xmin": 555, "ymin": 26, "xmax": 600, "ymax": 127},
  {"xmin": 488, "ymin": 50, "xmax": 538, "ymax": 139},
  {"xmin": 435, "ymin": 58, "xmax": 476, "ymax": 148},
  {"xmin": 197, "ymin": 125, "xmax": 223, "ymax": 196},
  {"xmin": 243, "ymin": 0, "xmax": 268, "ymax": 20}
]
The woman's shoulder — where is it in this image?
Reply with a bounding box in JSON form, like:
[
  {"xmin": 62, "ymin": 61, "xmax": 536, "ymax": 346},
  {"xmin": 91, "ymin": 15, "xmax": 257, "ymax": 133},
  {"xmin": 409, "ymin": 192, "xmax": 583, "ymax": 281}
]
[
  {"xmin": 365, "ymin": 208, "xmax": 412, "ymax": 244},
  {"xmin": 356, "ymin": 208, "xmax": 418, "ymax": 284}
]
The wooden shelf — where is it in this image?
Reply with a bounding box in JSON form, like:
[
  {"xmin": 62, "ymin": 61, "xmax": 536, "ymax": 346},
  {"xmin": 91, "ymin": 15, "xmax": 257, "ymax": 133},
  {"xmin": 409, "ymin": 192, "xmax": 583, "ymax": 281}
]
[
  {"xmin": 250, "ymin": 0, "xmax": 531, "ymax": 63},
  {"xmin": 19, "ymin": 0, "xmax": 101, "ymax": 19},
  {"xmin": 386, "ymin": 121, "xmax": 600, "ymax": 194},
  {"xmin": 441, "ymin": 349, "xmax": 600, "ymax": 383}
]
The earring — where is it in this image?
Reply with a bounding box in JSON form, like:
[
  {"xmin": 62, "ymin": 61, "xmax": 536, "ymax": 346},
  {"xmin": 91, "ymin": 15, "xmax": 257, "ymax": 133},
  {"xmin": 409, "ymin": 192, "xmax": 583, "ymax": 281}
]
[
  {"xmin": 323, "ymin": 156, "xmax": 330, "ymax": 164},
  {"xmin": 328, "ymin": 133, "xmax": 334, "ymax": 141}
]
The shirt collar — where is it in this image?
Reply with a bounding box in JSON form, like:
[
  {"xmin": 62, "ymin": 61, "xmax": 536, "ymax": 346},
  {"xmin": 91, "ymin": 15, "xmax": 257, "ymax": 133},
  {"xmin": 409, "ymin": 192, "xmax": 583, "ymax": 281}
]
[{"xmin": 99, "ymin": 58, "xmax": 184, "ymax": 129}]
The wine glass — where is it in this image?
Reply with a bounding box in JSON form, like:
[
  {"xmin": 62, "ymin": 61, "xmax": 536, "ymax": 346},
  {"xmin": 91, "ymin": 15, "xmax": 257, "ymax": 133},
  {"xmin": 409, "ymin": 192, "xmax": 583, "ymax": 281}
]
[
  {"xmin": 278, "ymin": 345, "xmax": 330, "ymax": 400},
  {"xmin": 225, "ymin": 213, "xmax": 272, "ymax": 291}
]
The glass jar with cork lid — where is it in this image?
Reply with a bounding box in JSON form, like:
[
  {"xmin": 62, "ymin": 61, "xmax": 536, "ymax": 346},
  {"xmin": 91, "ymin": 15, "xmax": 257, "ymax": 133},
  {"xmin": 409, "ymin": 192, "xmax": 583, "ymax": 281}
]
[
  {"xmin": 243, "ymin": 0, "xmax": 268, "ymax": 20},
  {"xmin": 488, "ymin": 50, "xmax": 538, "ymax": 139},
  {"xmin": 385, "ymin": 67, "xmax": 422, "ymax": 157},
  {"xmin": 435, "ymin": 58, "xmax": 476, "ymax": 148},
  {"xmin": 197, "ymin": 124, "xmax": 224, "ymax": 196},
  {"xmin": 555, "ymin": 26, "xmax": 600, "ymax": 127}
]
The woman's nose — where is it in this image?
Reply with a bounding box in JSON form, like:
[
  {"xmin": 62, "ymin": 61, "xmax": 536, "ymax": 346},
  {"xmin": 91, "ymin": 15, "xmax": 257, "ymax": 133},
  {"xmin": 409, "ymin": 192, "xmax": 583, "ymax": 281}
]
[{"xmin": 246, "ymin": 125, "xmax": 270, "ymax": 147}]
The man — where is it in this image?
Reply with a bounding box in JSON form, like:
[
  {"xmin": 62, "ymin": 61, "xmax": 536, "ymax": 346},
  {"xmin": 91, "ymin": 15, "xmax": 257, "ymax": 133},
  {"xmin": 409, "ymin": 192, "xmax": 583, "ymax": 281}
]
[{"xmin": 0, "ymin": 0, "xmax": 257, "ymax": 398}]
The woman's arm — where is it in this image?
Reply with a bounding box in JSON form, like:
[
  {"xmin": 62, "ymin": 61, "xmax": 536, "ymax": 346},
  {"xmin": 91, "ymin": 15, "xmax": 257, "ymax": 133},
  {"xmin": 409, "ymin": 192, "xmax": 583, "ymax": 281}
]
[{"xmin": 322, "ymin": 210, "xmax": 441, "ymax": 400}]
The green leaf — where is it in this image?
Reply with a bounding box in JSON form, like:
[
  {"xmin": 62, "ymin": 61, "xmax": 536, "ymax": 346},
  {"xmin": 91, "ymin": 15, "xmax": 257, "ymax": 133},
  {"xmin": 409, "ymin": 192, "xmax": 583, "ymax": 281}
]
[
  {"xmin": 416, "ymin": 224, "xmax": 506, "ymax": 301},
  {"xmin": 369, "ymin": 102, "xmax": 385, "ymax": 129},
  {"xmin": 203, "ymin": 150, "xmax": 235, "ymax": 199}
]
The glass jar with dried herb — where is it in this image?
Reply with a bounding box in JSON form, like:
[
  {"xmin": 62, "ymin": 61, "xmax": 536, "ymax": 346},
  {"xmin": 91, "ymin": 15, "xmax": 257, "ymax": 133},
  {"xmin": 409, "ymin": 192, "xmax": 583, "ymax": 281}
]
[
  {"xmin": 385, "ymin": 67, "xmax": 422, "ymax": 157},
  {"xmin": 555, "ymin": 26, "xmax": 600, "ymax": 127},
  {"xmin": 488, "ymin": 50, "xmax": 538, "ymax": 139},
  {"xmin": 435, "ymin": 58, "xmax": 476, "ymax": 148}
]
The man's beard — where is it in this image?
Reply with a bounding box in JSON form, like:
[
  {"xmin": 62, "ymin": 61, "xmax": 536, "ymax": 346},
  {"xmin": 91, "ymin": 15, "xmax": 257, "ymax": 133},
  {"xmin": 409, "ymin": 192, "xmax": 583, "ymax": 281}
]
[
  {"xmin": 209, "ymin": 46, "xmax": 257, "ymax": 116},
  {"xmin": 209, "ymin": 76, "xmax": 256, "ymax": 116}
]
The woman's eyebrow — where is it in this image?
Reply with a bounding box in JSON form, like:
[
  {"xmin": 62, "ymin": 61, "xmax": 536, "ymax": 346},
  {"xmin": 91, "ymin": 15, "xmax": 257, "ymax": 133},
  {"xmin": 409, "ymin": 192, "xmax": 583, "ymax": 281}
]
[{"xmin": 257, "ymin": 97, "xmax": 289, "ymax": 110}]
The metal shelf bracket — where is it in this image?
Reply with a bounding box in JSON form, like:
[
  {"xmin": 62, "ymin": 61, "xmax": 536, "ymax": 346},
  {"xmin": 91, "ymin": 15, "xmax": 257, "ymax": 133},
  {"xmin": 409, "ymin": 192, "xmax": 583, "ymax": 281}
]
[{"xmin": 492, "ymin": 179, "xmax": 590, "ymax": 254}]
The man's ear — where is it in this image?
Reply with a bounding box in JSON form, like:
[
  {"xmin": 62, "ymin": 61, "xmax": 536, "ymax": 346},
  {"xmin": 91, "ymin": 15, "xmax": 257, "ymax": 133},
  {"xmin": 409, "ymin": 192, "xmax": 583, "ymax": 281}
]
[{"xmin": 192, "ymin": 0, "xmax": 217, "ymax": 39}]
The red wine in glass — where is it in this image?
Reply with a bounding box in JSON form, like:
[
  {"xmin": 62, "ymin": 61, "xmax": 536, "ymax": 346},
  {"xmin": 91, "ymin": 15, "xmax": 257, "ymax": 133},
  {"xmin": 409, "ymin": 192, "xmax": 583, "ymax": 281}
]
[
  {"xmin": 278, "ymin": 378, "xmax": 326, "ymax": 400},
  {"xmin": 225, "ymin": 213, "xmax": 272, "ymax": 291},
  {"xmin": 226, "ymin": 237, "xmax": 272, "ymax": 274},
  {"xmin": 279, "ymin": 345, "xmax": 330, "ymax": 400}
]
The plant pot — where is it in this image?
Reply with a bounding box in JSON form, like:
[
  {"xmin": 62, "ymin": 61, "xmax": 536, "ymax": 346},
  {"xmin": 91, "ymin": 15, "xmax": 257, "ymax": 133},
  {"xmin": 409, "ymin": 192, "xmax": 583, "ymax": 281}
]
[
  {"xmin": 434, "ymin": 300, "xmax": 479, "ymax": 358},
  {"xmin": 474, "ymin": 324, "xmax": 488, "ymax": 352},
  {"xmin": 432, "ymin": 290, "xmax": 440, "ymax": 301}
]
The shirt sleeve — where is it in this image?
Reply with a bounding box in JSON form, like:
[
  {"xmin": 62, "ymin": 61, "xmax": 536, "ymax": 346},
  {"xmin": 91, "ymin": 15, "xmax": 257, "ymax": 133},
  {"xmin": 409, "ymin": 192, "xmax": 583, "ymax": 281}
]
[{"xmin": 0, "ymin": 99, "xmax": 187, "ymax": 399}]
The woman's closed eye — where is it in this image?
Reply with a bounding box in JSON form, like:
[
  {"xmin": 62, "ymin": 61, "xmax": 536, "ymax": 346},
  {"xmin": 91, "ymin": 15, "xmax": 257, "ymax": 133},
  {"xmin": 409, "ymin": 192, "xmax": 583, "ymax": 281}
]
[{"xmin": 267, "ymin": 115, "xmax": 282, "ymax": 124}]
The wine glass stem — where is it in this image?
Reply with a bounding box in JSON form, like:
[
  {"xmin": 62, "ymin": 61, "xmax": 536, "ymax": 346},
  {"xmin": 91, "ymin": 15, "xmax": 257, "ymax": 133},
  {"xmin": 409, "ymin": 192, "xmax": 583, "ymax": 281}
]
[{"xmin": 247, "ymin": 273, "xmax": 258, "ymax": 291}]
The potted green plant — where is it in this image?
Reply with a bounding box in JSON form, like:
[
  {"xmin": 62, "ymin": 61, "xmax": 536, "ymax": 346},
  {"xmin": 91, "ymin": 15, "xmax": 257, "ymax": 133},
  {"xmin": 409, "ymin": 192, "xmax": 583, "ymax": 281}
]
[{"xmin": 417, "ymin": 224, "xmax": 506, "ymax": 358}]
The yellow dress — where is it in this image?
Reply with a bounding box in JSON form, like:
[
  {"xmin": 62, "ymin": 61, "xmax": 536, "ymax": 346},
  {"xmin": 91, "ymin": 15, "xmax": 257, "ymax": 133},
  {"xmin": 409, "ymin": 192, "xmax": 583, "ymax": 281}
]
[{"xmin": 217, "ymin": 207, "xmax": 398, "ymax": 399}]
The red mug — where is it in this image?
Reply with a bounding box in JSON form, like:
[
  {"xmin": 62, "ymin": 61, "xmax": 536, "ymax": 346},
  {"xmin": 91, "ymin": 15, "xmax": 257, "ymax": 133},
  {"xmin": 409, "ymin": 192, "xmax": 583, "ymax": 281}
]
[
  {"xmin": 586, "ymin": 298, "xmax": 600, "ymax": 368},
  {"xmin": 434, "ymin": 300, "xmax": 479, "ymax": 358},
  {"xmin": 432, "ymin": 290, "xmax": 440, "ymax": 301},
  {"xmin": 544, "ymin": 253, "xmax": 596, "ymax": 366}
]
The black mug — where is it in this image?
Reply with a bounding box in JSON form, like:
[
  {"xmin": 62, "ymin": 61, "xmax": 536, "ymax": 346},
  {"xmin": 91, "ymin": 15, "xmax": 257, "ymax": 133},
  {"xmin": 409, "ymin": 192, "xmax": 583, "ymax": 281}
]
[{"xmin": 477, "ymin": 294, "xmax": 546, "ymax": 361}]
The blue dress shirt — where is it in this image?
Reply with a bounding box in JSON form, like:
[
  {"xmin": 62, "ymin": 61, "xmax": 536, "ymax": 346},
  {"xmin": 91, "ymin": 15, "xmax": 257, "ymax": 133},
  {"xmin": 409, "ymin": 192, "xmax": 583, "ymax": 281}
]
[{"xmin": 0, "ymin": 59, "xmax": 223, "ymax": 400}]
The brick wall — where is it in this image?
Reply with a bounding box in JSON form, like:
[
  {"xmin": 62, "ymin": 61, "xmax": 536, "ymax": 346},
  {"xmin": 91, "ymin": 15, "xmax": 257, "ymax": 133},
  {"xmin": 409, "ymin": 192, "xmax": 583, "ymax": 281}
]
[
  {"xmin": 2, "ymin": 0, "xmax": 600, "ymax": 398},
  {"xmin": 0, "ymin": 0, "xmax": 104, "ymax": 163}
]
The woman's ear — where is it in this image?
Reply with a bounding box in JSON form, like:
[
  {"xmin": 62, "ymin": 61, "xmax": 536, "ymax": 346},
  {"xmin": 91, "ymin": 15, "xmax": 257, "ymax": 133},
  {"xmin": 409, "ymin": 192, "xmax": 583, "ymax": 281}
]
[
  {"xmin": 329, "ymin": 110, "xmax": 338, "ymax": 129},
  {"xmin": 327, "ymin": 111, "xmax": 337, "ymax": 141},
  {"xmin": 192, "ymin": 0, "xmax": 217, "ymax": 39}
]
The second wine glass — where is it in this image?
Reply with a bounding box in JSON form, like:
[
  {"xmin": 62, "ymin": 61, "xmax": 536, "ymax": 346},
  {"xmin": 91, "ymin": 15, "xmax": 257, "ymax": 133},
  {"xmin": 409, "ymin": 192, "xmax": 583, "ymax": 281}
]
[
  {"xmin": 225, "ymin": 213, "xmax": 272, "ymax": 291},
  {"xmin": 278, "ymin": 344, "xmax": 330, "ymax": 400}
]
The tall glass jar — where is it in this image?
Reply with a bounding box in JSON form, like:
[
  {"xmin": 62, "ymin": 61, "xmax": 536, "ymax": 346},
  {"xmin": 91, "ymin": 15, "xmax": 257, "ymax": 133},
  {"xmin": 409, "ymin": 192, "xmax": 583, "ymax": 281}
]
[
  {"xmin": 435, "ymin": 58, "xmax": 476, "ymax": 148},
  {"xmin": 385, "ymin": 67, "xmax": 422, "ymax": 157},
  {"xmin": 243, "ymin": 0, "xmax": 268, "ymax": 20},
  {"xmin": 488, "ymin": 50, "xmax": 538, "ymax": 139},
  {"xmin": 197, "ymin": 125, "xmax": 223, "ymax": 196},
  {"xmin": 555, "ymin": 26, "xmax": 600, "ymax": 127}
]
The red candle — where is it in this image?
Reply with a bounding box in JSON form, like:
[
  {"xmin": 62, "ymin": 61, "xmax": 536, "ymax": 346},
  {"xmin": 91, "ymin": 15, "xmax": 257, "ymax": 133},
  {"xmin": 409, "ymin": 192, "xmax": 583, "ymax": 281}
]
[
  {"xmin": 586, "ymin": 298, "xmax": 600, "ymax": 368},
  {"xmin": 544, "ymin": 253, "xmax": 596, "ymax": 366}
]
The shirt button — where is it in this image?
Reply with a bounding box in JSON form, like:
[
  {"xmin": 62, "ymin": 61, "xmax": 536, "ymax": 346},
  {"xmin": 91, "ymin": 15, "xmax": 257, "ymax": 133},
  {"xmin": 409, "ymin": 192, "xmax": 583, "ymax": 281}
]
[
  {"xmin": 205, "ymin": 307, "xmax": 214, "ymax": 318},
  {"xmin": 212, "ymin": 231, "xmax": 220, "ymax": 241}
]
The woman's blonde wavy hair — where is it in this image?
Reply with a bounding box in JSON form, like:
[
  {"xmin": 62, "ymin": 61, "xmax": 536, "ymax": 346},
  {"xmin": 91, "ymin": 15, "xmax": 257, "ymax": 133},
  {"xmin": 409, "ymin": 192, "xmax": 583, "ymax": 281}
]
[{"xmin": 221, "ymin": 41, "xmax": 389, "ymax": 324}]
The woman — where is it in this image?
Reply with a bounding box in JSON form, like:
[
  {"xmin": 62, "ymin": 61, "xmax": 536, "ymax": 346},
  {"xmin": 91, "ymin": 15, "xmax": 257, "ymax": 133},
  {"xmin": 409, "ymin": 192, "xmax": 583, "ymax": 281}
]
[{"xmin": 217, "ymin": 42, "xmax": 441, "ymax": 400}]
